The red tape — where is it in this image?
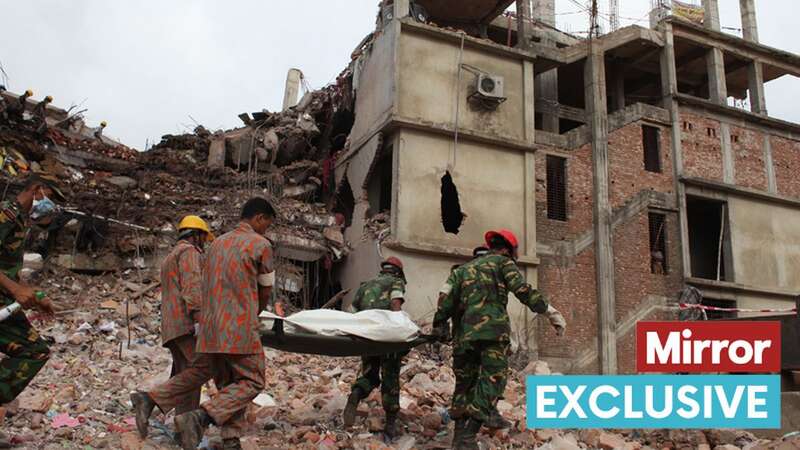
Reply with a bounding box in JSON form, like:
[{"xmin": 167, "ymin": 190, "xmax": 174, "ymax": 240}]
[{"xmin": 679, "ymin": 303, "xmax": 797, "ymax": 313}]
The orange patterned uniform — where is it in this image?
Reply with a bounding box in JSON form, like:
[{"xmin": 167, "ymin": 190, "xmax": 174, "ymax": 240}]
[
  {"xmin": 160, "ymin": 240, "xmax": 203, "ymax": 345},
  {"xmin": 196, "ymin": 222, "xmax": 273, "ymax": 355}
]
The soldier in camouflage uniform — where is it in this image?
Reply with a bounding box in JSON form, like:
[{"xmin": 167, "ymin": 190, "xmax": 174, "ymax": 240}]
[
  {"xmin": 438, "ymin": 245, "xmax": 567, "ymax": 431},
  {"xmin": 343, "ymin": 256, "xmax": 407, "ymax": 438},
  {"xmin": 433, "ymin": 229, "xmax": 564, "ymax": 449},
  {"xmin": 0, "ymin": 176, "xmax": 63, "ymax": 408}
]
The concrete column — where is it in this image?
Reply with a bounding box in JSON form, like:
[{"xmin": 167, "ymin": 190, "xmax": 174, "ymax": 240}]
[
  {"xmin": 585, "ymin": 45, "xmax": 617, "ymax": 375},
  {"xmin": 611, "ymin": 66, "xmax": 626, "ymax": 112},
  {"xmin": 720, "ymin": 122, "xmax": 735, "ymax": 184},
  {"xmin": 661, "ymin": 22, "xmax": 693, "ymax": 284},
  {"xmin": 282, "ymin": 68, "xmax": 302, "ymax": 111},
  {"xmin": 532, "ymin": 0, "xmax": 559, "ymax": 132},
  {"xmin": 702, "ymin": 0, "xmax": 720, "ymax": 31},
  {"xmin": 763, "ymin": 135, "xmax": 777, "ymax": 194},
  {"xmin": 516, "ymin": 0, "xmax": 533, "ymax": 50},
  {"xmin": 740, "ymin": 0, "xmax": 759, "ymax": 43},
  {"xmin": 393, "ymin": 0, "xmax": 410, "ymax": 19},
  {"xmin": 748, "ymin": 61, "xmax": 767, "ymax": 115},
  {"xmin": 706, "ymin": 48, "xmax": 728, "ymax": 104},
  {"xmin": 532, "ymin": 0, "xmax": 555, "ymax": 26}
]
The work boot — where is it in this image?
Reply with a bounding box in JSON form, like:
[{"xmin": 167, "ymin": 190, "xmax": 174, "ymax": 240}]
[
  {"xmin": 384, "ymin": 412, "xmax": 403, "ymax": 439},
  {"xmin": 130, "ymin": 391, "xmax": 156, "ymax": 438},
  {"xmin": 174, "ymin": 409, "xmax": 211, "ymax": 450},
  {"xmin": 342, "ymin": 387, "xmax": 364, "ymax": 427},
  {"xmin": 456, "ymin": 418, "xmax": 482, "ymax": 450},
  {"xmin": 222, "ymin": 438, "xmax": 243, "ymax": 450},
  {"xmin": 451, "ymin": 418, "xmax": 467, "ymax": 449},
  {"xmin": 0, "ymin": 431, "xmax": 11, "ymax": 449},
  {"xmin": 484, "ymin": 408, "xmax": 511, "ymax": 430}
]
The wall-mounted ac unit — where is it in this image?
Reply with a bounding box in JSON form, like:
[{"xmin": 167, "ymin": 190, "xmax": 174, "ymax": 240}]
[{"xmin": 469, "ymin": 74, "xmax": 507, "ymax": 110}]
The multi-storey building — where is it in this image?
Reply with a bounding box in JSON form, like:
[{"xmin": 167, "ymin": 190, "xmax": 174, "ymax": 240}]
[{"xmin": 332, "ymin": 0, "xmax": 800, "ymax": 375}]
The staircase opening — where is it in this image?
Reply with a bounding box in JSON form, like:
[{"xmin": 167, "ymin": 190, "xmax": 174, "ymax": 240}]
[
  {"xmin": 441, "ymin": 171, "xmax": 464, "ymax": 234},
  {"xmin": 648, "ymin": 212, "xmax": 667, "ymax": 274}
]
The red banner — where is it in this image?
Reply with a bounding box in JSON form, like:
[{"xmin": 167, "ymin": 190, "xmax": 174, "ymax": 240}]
[{"xmin": 636, "ymin": 321, "xmax": 781, "ymax": 373}]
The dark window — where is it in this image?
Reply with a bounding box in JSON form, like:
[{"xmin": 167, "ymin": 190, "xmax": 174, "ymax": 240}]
[
  {"xmin": 702, "ymin": 298, "xmax": 737, "ymax": 320},
  {"xmin": 731, "ymin": 134, "xmax": 739, "ymax": 143},
  {"xmin": 707, "ymin": 127, "xmax": 716, "ymax": 137},
  {"xmin": 648, "ymin": 212, "xmax": 668, "ymax": 274},
  {"xmin": 687, "ymin": 196, "xmax": 732, "ymax": 281},
  {"xmin": 643, "ymin": 125, "xmax": 662, "ymax": 173},
  {"xmin": 546, "ymin": 155, "xmax": 567, "ymax": 221}
]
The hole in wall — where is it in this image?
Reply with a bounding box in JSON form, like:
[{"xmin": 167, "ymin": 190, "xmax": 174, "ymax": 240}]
[{"xmin": 440, "ymin": 171, "xmax": 465, "ymax": 234}]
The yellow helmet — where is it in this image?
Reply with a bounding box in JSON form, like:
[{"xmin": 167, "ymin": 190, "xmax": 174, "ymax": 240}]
[
  {"xmin": 100, "ymin": 121, "xmax": 107, "ymax": 127},
  {"xmin": 178, "ymin": 215, "xmax": 214, "ymax": 241},
  {"xmin": 24, "ymin": 89, "xmax": 33, "ymax": 97},
  {"xmin": 44, "ymin": 95, "xmax": 53, "ymax": 102}
]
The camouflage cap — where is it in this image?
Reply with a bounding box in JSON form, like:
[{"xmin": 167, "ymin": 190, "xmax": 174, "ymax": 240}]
[{"xmin": 28, "ymin": 174, "xmax": 66, "ymax": 202}]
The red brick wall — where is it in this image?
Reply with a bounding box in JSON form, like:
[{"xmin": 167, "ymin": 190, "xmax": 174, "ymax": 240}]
[
  {"xmin": 772, "ymin": 136, "xmax": 800, "ymax": 199},
  {"xmin": 611, "ymin": 211, "xmax": 683, "ymax": 374},
  {"xmin": 535, "ymin": 121, "xmax": 682, "ymax": 374},
  {"xmin": 535, "ymin": 143, "xmax": 594, "ymax": 242},
  {"xmin": 731, "ymin": 125, "xmax": 767, "ymax": 191},
  {"xmin": 608, "ymin": 122, "xmax": 674, "ymax": 209},
  {"xmin": 681, "ymin": 112, "xmax": 723, "ymax": 181}
]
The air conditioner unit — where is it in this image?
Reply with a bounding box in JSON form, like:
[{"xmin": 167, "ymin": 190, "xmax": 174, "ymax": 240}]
[{"xmin": 476, "ymin": 74, "xmax": 505, "ymax": 99}]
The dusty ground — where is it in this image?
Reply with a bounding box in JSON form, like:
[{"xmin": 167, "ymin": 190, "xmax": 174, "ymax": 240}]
[{"xmin": 2, "ymin": 268, "xmax": 799, "ymax": 450}]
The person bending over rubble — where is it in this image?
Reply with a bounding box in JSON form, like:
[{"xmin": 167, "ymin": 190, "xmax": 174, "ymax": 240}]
[
  {"xmin": 130, "ymin": 215, "xmax": 213, "ymax": 438},
  {"xmin": 5, "ymin": 89, "xmax": 32, "ymax": 123},
  {"xmin": 432, "ymin": 229, "xmax": 563, "ymax": 450},
  {"xmin": 342, "ymin": 256, "xmax": 408, "ymax": 439},
  {"xmin": 0, "ymin": 176, "xmax": 61, "ymax": 405},
  {"xmin": 132, "ymin": 197, "xmax": 284, "ymax": 450}
]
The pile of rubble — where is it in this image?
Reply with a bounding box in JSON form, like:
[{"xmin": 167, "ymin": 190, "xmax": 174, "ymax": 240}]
[
  {"xmin": 0, "ymin": 76, "xmax": 356, "ymax": 309},
  {"xmin": 4, "ymin": 267, "xmax": 799, "ymax": 450}
]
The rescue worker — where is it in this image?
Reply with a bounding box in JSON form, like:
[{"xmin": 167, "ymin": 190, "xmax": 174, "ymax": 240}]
[
  {"xmin": 166, "ymin": 197, "xmax": 283, "ymax": 450},
  {"xmin": 130, "ymin": 215, "xmax": 213, "ymax": 439},
  {"xmin": 342, "ymin": 256, "xmax": 407, "ymax": 438},
  {"xmin": 433, "ymin": 229, "xmax": 563, "ymax": 449},
  {"xmin": 94, "ymin": 121, "xmax": 107, "ymax": 141},
  {"xmin": 32, "ymin": 95, "xmax": 52, "ymax": 134},
  {"xmin": 0, "ymin": 176, "xmax": 63, "ymax": 405},
  {"xmin": 6, "ymin": 89, "xmax": 33, "ymax": 123}
]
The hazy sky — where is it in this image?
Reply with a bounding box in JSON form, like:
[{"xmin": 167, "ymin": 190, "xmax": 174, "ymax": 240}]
[{"xmin": 2, "ymin": 0, "xmax": 797, "ymax": 148}]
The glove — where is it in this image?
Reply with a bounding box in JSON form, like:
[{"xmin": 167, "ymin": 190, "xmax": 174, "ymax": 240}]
[
  {"xmin": 194, "ymin": 323, "xmax": 200, "ymax": 336},
  {"xmin": 431, "ymin": 323, "xmax": 450, "ymax": 342},
  {"xmin": 546, "ymin": 306, "xmax": 567, "ymax": 337}
]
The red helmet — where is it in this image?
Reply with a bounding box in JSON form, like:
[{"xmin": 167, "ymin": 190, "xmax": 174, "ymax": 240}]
[
  {"xmin": 485, "ymin": 229, "xmax": 519, "ymax": 250},
  {"xmin": 382, "ymin": 256, "xmax": 404, "ymax": 271}
]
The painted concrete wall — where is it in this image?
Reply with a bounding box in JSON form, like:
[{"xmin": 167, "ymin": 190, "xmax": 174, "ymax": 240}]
[
  {"xmin": 394, "ymin": 128, "xmax": 529, "ymax": 251},
  {"xmin": 396, "ymin": 29, "xmax": 527, "ymax": 142},
  {"xmin": 728, "ymin": 196, "xmax": 800, "ymax": 290},
  {"xmin": 350, "ymin": 22, "xmax": 398, "ymax": 146}
]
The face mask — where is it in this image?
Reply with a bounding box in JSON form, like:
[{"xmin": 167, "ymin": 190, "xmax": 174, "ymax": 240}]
[{"xmin": 31, "ymin": 195, "xmax": 57, "ymax": 220}]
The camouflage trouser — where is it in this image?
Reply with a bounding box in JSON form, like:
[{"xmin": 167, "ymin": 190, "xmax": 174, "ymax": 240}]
[
  {"xmin": 149, "ymin": 334, "xmax": 202, "ymax": 415},
  {"xmin": 0, "ymin": 299, "xmax": 50, "ymax": 404},
  {"xmin": 451, "ymin": 340, "xmax": 509, "ymax": 423},
  {"xmin": 150, "ymin": 351, "xmax": 264, "ymax": 439},
  {"xmin": 351, "ymin": 352, "xmax": 405, "ymax": 414}
]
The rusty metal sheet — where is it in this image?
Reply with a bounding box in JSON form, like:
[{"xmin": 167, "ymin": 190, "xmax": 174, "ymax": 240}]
[{"xmin": 416, "ymin": 0, "xmax": 514, "ymax": 24}]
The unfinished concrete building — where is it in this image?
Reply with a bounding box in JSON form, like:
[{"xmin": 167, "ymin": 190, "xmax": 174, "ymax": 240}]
[{"xmin": 329, "ymin": 0, "xmax": 800, "ymax": 375}]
